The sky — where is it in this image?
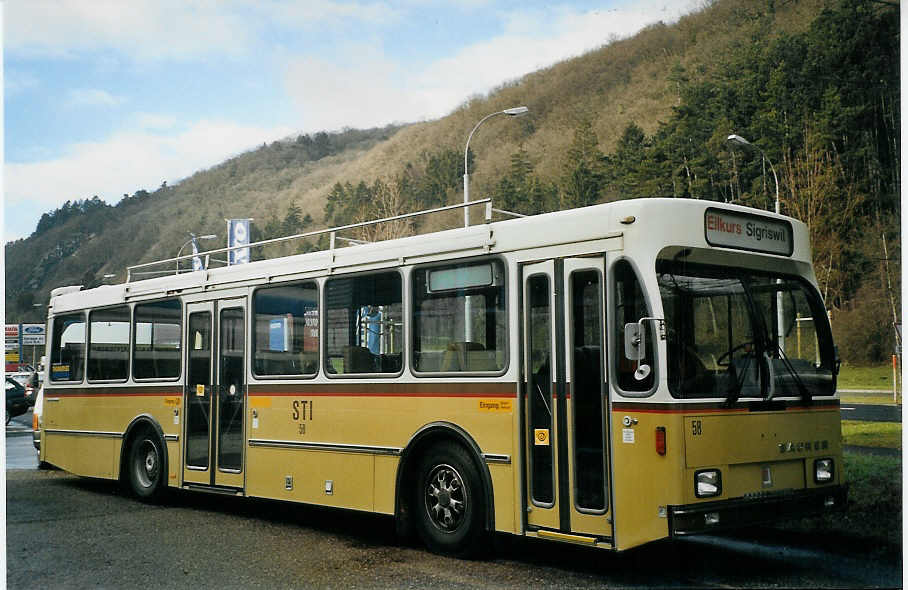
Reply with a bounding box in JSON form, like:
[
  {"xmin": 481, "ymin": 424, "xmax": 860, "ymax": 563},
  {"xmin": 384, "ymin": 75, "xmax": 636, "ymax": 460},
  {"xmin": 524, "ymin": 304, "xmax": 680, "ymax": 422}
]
[{"xmin": 3, "ymin": 0, "xmax": 696, "ymax": 242}]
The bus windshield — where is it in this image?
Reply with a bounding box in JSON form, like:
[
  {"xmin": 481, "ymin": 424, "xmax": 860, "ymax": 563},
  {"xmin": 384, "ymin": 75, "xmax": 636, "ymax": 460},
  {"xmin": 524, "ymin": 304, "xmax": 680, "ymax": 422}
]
[{"xmin": 657, "ymin": 260, "xmax": 836, "ymax": 400}]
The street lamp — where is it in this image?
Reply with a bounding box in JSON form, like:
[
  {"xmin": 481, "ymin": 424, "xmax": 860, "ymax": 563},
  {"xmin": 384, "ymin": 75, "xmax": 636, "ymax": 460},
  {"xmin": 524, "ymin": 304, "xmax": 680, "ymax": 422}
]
[
  {"xmin": 727, "ymin": 134, "xmax": 784, "ymax": 354},
  {"xmin": 176, "ymin": 233, "xmax": 217, "ymax": 273},
  {"xmin": 463, "ymin": 106, "xmax": 529, "ymax": 227},
  {"xmin": 726, "ymin": 134, "xmax": 780, "ymax": 214}
]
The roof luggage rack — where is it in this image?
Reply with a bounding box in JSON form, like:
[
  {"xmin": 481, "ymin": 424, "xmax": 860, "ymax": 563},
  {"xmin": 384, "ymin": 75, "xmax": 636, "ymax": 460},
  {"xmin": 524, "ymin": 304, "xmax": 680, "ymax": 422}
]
[{"xmin": 126, "ymin": 198, "xmax": 498, "ymax": 282}]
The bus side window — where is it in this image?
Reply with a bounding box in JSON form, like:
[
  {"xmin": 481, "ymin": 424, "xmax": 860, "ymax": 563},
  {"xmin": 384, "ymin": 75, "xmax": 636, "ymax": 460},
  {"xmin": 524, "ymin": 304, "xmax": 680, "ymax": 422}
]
[
  {"xmin": 324, "ymin": 272, "xmax": 403, "ymax": 375},
  {"xmin": 88, "ymin": 305, "xmax": 130, "ymax": 382},
  {"xmin": 412, "ymin": 259, "xmax": 507, "ymax": 374},
  {"xmin": 133, "ymin": 299, "xmax": 182, "ymax": 380},
  {"xmin": 613, "ymin": 260, "xmax": 655, "ymax": 393},
  {"xmin": 252, "ymin": 282, "xmax": 319, "ymax": 377}
]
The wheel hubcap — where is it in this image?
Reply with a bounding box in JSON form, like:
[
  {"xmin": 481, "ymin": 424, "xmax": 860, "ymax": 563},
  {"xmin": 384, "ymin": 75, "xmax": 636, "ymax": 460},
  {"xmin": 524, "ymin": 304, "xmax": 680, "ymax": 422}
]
[
  {"xmin": 135, "ymin": 440, "xmax": 159, "ymax": 488},
  {"xmin": 425, "ymin": 464, "xmax": 467, "ymax": 532}
]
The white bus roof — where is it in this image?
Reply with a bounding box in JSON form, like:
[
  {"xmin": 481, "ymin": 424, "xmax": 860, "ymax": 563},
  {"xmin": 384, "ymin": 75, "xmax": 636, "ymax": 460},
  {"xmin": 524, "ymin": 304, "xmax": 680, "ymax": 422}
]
[{"xmin": 49, "ymin": 198, "xmax": 811, "ymax": 314}]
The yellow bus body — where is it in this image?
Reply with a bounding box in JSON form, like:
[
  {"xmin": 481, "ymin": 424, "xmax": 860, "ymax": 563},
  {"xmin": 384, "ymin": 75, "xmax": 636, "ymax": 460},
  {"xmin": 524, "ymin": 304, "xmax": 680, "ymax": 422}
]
[{"xmin": 39, "ymin": 198, "xmax": 845, "ymax": 554}]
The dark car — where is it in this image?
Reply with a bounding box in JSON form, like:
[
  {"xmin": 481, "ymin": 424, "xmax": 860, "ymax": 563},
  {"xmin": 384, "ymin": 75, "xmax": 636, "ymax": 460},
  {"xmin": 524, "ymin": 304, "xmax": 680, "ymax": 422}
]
[{"xmin": 6, "ymin": 377, "xmax": 30, "ymax": 425}]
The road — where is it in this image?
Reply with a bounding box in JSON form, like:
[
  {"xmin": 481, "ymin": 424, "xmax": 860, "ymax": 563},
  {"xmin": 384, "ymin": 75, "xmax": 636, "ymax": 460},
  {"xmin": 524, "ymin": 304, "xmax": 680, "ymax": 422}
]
[
  {"xmin": 840, "ymin": 403, "xmax": 901, "ymax": 422},
  {"xmin": 6, "ymin": 417, "xmax": 901, "ymax": 589},
  {"xmin": 6, "ymin": 408, "xmax": 37, "ymax": 470}
]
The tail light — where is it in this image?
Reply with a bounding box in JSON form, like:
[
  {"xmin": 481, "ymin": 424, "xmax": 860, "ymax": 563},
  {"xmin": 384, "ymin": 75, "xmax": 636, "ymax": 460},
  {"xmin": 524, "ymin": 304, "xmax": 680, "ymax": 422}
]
[
  {"xmin": 32, "ymin": 413, "xmax": 39, "ymax": 431},
  {"xmin": 655, "ymin": 426, "xmax": 666, "ymax": 456}
]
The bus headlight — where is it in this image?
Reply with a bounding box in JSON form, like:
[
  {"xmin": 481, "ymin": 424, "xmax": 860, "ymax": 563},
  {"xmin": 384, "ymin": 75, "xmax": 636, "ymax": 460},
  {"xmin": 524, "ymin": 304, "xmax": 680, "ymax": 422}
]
[
  {"xmin": 814, "ymin": 458, "xmax": 834, "ymax": 483},
  {"xmin": 695, "ymin": 469, "xmax": 722, "ymax": 498}
]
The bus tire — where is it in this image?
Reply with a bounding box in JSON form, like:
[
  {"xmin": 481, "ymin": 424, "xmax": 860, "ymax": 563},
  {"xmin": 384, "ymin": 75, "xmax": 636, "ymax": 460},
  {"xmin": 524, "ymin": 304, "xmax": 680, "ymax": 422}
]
[
  {"xmin": 127, "ymin": 429, "xmax": 166, "ymax": 501},
  {"xmin": 414, "ymin": 442, "xmax": 486, "ymax": 558}
]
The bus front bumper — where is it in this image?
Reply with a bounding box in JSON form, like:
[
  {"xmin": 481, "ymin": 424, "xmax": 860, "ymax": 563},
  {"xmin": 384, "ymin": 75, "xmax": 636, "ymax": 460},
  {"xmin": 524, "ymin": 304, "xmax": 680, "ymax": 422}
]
[{"xmin": 668, "ymin": 485, "xmax": 847, "ymax": 536}]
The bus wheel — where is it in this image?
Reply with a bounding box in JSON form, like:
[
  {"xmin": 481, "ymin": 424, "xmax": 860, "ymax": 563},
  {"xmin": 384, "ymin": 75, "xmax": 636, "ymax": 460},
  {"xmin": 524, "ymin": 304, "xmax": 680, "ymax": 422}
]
[
  {"xmin": 414, "ymin": 443, "xmax": 485, "ymax": 558},
  {"xmin": 128, "ymin": 431, "xmax": 165, "ymax": 501}
]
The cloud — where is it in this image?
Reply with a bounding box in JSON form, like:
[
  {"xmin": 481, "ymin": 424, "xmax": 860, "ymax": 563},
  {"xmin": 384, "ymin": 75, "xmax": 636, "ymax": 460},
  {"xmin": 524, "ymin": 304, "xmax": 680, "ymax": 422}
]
[
  {"xmin": 285, "ymin": 48, "xmax": 427, "ymax": 131},
  {"xmin": 134, "ymin": 113, "xmax": 179, "ymax": 131},
  {"xmin": 6, "ymin": 0, "xmax": 400, "ymax": 61},
  {"xmin": 285, "ymin": 1, "xmax": 697, "ymax": 129},
  {"xmin": 66, "ymin": 88, "xmax": 125, "ymax": 108},
  {"xmin": 5, "ymin": 120, "xmax": 295, "ymax": 214},
  {"xmin": 6, "ymin": 0, "xmax": 254, "ymax": 60},
  {"xmin": 5, "ymin": 70, "xmax": 40, "ymax": 97}
]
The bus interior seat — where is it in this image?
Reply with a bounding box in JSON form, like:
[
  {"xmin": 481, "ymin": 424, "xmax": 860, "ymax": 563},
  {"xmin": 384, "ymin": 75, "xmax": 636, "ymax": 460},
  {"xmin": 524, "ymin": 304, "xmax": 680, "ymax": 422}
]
[
  {"xmin": 441, "ymin": 341, "xmax": 496, "ymax": 372},
  {"xmin": 344, "ymin": 345, "xmax": 377, "ymax": 373}
]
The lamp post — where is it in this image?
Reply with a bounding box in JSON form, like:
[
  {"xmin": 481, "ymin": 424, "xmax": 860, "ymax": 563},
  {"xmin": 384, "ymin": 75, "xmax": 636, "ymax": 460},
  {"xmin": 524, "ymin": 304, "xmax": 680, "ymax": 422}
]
[
  {"xmin": 726, "ymin": 134, "xmax": 779, "ymax": 214},
  {"xmin": 176, "ymin": 233, "xmax": 217, "ymax": 273},
  {"xmin": 727, "ymin": 134, "xmax": 784, "ymax": 353},
  {"xmin": 463, "ymin": 106, "xmax": 528, "ymax": 227}
]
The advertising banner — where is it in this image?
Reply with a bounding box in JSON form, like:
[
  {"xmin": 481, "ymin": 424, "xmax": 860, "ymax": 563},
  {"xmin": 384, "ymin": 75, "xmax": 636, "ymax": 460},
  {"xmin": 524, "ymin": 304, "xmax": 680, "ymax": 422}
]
[
  {"xmin": 228, "ymin": 219, "xmax": 251, "ymax": 265},
  {"xmin": 21, "ymin": 323, "xmax": 46, "ymax": 346}
]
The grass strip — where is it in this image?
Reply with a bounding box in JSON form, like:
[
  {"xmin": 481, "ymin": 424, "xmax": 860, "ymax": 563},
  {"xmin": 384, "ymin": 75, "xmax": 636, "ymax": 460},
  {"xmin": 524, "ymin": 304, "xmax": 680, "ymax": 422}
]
[
  {"xmin": 778, "ymin": 452, "xmax": 902, "ymax": 550},
  {"xmin": 841, "ymin": 420, "xmax": 902, "ymax": 449},
  {"xmin": 837, "ymin": 364, "xmax": 898, "ymax": 392}
]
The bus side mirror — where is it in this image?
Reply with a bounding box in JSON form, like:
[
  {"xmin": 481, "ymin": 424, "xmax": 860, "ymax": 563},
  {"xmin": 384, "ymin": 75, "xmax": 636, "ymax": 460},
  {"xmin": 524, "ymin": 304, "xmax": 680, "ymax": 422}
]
[{"xmin": 624, "ymin": 323, "xmax": 645, "ymax": 361}]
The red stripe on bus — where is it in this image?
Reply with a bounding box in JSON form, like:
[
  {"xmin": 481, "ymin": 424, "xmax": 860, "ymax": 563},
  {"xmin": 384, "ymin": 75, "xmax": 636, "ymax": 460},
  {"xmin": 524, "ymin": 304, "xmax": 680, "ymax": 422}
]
[
  {"xmin": 249, "ymin": 391, "xmax": 517, "ymax": 398},
  {"xmin": 610, "ymin": 405, "xmax": 839, "ymax": 414}
]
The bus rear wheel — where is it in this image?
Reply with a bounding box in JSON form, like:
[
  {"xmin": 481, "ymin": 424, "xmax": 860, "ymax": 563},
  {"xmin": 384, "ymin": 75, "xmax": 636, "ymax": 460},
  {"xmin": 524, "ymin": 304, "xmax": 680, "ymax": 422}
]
[
  {"xmin": 128, "ymin": 431, "xmax": 165, "ymax": 501},
  {"xmin": 414, "ymin": 443, "xmax": 485, "ymax": 558}
]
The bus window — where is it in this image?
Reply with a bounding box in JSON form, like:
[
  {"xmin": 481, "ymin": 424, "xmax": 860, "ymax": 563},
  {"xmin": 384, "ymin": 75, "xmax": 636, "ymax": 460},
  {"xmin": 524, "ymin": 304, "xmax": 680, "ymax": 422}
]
[
  {"xmin": 412, "ymin": 259, "xmax": 506, "ymax": 373},
  {"xmin": 571, "ymin": 270, "xmax": 606, "ymax": 512},
  {"xmin": 253, "ymin": 283, "xmax": 318, "ymax": 377},
  {"xmin": 88, "ymin": 306, "xmax": 130, "ymax": 382},
  {"xmin": 657, "ymin": 261, "xmax": 836, "ymax": 399},
  {"xmin": 325, "ymin": 272, "xmax": 402, "ymax": 375},
  {"xmin": 133, "ymin": 299, "xmax": 182, "ymax": 380},
  {"xmin": 50, "ymin": 313, "xmax": 85, "ymax": 382},
  {"xmin": 613, "ymin": 260, "xmax": 655, "ymax": 393},
  {"xmin": 527, "ymin": 274, "xmax": 554, "ymax": 505}
]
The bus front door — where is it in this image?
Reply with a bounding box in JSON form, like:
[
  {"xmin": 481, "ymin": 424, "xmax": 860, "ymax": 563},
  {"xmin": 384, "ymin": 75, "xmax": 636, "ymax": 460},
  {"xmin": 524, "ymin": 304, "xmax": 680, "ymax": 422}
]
[
  {"xmin": 183, "ymin": 299, "xmax": 246, "ymax": 491},
  {"xmin": 522, "ymin": 258, "xmax": 612, "ymax": 542}
]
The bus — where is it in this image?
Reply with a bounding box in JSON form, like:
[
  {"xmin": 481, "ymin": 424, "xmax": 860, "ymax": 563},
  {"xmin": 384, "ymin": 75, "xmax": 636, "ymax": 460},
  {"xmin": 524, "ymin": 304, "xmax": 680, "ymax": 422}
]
[{"xmin": 38, "ymin": 197, "xmax": 845, "ymax": 556}]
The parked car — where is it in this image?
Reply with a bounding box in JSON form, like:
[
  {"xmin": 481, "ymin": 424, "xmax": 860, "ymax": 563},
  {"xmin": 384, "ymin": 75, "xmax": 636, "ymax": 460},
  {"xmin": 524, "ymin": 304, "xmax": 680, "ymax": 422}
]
[
  {"xmin": 6, "ymin": 377, "xmax": 30, "ymax": 425},
  {"xmin": 9, "ymin": 371, "xmax": 38, "ymax": 406}
]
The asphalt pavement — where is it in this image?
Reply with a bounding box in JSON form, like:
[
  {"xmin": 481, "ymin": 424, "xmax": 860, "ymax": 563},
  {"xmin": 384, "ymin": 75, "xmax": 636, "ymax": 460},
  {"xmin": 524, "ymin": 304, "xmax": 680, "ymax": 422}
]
[{"xmin": 839, "ymin": 403, "xmax": 901, "ymax": 422}]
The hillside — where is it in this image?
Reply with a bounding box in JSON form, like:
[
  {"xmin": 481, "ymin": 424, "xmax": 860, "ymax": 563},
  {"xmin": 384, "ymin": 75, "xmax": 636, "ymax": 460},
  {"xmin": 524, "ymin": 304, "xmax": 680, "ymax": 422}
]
[{"xmin": 5, "ymin": 0, "xmax": 899, "ymax": 364}]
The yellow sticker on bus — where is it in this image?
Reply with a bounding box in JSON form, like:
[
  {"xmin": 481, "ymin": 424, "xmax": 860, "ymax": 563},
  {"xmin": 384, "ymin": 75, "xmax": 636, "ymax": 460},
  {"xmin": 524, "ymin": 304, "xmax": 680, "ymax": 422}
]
[{"xmin": 478, "ymin": 399, "xmax": 512, "ymax": 412}]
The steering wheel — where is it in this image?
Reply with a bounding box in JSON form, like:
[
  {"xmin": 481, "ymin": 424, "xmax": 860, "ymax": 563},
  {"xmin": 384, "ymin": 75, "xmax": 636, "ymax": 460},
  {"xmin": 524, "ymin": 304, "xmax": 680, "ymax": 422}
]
[{"xmin": 717, "ymin": 341, "xmax": 755, "ymax": 367}]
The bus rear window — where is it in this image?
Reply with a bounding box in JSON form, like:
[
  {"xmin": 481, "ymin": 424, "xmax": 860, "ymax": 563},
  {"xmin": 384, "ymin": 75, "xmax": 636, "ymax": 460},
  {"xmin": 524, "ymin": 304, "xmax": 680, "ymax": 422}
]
[{"xmin": 51, "ymin": 313, "xmax": 85, "ymax": 382}]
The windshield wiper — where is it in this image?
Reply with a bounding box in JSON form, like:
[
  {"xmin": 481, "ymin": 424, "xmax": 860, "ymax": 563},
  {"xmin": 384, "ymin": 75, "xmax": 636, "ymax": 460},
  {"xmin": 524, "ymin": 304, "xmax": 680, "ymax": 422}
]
[
  {"xmin": 723, "ymin": 352, "xmax": 751, "ymax": 407},
  {"xmin": 768, "ymin": 341, "xmax": 812, "ymax": 403}
]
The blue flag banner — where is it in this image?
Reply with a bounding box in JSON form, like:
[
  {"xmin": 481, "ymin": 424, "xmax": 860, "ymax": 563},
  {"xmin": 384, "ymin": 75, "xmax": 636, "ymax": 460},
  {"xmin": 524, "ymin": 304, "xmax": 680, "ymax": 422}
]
[
  {"xmin": 191, "ymin": 237, "xmax": 204, "ymax": 271},
  {"xmin": 228, "ymin": 219, "xmax": 251, "ymax": 265}
]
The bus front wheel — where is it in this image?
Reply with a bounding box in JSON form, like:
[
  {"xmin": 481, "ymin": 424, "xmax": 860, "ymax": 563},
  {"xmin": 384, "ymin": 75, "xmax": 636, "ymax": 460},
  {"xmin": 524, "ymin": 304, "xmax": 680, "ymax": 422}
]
[
  {"xmin": 128, "ymin": 431, "xmax": 165, "ymax": 501},
  {"xmin": 414, "ymin": 443, "xmax": 485, "ymax": 558}
]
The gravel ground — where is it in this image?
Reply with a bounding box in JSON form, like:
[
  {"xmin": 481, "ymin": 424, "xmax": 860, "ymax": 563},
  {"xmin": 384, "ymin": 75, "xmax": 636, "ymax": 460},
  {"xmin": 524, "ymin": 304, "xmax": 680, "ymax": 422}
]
[{"xmin": 6, "ymin": 469, "xmax": 901, "ymax": 589}]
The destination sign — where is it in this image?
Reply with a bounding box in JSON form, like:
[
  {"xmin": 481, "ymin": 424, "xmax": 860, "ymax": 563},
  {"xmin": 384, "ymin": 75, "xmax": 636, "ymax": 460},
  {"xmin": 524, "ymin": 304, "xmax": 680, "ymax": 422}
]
[{"xmin": 704, "ymin": 208, "xmax": 793, "ymax": 256}]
